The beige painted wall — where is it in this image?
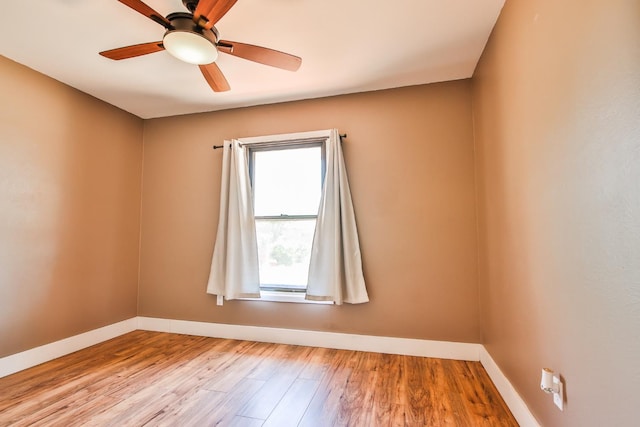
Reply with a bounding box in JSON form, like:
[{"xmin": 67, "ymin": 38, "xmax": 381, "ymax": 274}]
[
  {"xmin": 139, "ymin": 81, "xmax": 480, "ymax": 342},
  {"xmin": 0, "ymin": 56, "xmax": 143, "ymax": 357},
  {"xmin": 472, "ymin": 0, "xmax": 640, "ymax": 425}
]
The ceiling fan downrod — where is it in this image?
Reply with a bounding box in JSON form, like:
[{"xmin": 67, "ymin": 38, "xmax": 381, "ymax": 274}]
[{"xmin": 182, "ymin": 0, "xmax": 200, "ymax": 13}]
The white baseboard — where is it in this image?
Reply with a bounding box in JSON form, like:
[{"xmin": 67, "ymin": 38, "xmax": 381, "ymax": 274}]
[
  {"xmin": 480, "ymin": 346, "xmax": 540, "ymax": 427},
  {"xmin": 0, "ymin": 315, "xmax": 539, "ymax": 427},
  {"xmin": 0, "ymin": 317, "xmax": 138, "ymax": 379},
  {"xmin": 137, "ymin": 316, "xmax": 482, "ymax": 361}
]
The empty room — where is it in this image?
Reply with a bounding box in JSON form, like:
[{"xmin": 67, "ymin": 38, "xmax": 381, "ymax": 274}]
[{"xmin": 1, "ymin": 0, "xmax": 638, "ymax": 426}]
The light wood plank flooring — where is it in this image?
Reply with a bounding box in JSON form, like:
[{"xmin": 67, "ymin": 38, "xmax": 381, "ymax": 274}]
[{"xmin": 0, "ymin": 331, "xmax": 517, "ymax": 426}]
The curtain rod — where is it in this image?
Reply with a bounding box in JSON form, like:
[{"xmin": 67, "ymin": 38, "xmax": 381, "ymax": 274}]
[{"xmin": 212, "ymin": 133, "xmax": 347, "ymax": 150}]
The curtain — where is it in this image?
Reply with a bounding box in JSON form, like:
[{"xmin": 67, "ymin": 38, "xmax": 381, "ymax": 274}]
[
  {"xmin": 306, "ymin": 129, "xmax": 369, "ymax": 304},
  {"xmin": 206, "ymin": 140, "xmax": 261, "ymax": 300}
]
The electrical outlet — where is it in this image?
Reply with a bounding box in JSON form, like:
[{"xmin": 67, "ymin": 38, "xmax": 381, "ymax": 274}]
[
  {"xmin": 540, "ymin": 368, "xmax": 564, "ymax": 411},
  {"xmin": 553, "ymin": 376, "xmax": 564, "ymax": 411}
]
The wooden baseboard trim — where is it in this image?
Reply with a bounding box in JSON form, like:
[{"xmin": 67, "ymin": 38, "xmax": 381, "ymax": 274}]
[
  {"xmin": 0, "ymin": 318, "xmax": 138, "ymax": 379},
  {"xmin": 480, "ymin": 346, "xmax": 540, "ymax": 427},
  {"xmin": 137, "ymin": 316, "xmax": 482, "ymax": 361}
]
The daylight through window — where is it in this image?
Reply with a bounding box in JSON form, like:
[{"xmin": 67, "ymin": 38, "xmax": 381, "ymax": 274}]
[{"xmin": 250, "ymin": 142, "xmax": 324, "ymax": 292}]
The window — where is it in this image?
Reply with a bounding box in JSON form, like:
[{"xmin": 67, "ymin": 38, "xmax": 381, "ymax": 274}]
[
  {"xmin": 207, "ymin": 129, "xmax": 367, "ymax": 305},
  {"xmin": 249, "ymin": 141, "xmax": 325, "ymax": 294}
]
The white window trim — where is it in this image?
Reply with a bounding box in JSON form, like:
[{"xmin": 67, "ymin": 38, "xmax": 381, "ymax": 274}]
[
  {"xmin": 237, "ymin": 129, "xmax": 331, "ymax": 146},
  {"xmin": 241, "ymin": 291, "xmax": 333, "ymax": 305},
  {"xmin": 242, "ymin": 130, "xmax": 332, "ymax": 303}
]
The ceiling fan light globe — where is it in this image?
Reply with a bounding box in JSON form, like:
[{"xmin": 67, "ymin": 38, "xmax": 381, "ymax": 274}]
[{"xmin": 163, "ymin": 30, "xmax": 218, "ymax": 65}]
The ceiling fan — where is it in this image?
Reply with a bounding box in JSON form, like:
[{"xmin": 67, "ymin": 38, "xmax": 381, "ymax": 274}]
[{"xmin": 99, "ymin": 0, "xmax": 302, "ymax": 92}]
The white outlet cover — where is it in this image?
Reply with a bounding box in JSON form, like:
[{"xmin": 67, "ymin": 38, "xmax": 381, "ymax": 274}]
[{"xmin": 553, "ymin": 377, "xmax": 564, "ymax": 411}]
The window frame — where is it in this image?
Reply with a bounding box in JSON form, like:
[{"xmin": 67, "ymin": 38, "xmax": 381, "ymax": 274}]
[{"xmin": 247, "ymin": 138, "xmax": 326, "ymax": 295}]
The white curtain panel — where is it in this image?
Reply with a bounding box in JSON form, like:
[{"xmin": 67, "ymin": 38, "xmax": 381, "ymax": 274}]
[
  {"xmin": 306, "ymin": 129, "xmax": 369, "ymax": 304},
  {"xmin": 206, "ymin": 140, "xmax": 261, "ymax": 300}
]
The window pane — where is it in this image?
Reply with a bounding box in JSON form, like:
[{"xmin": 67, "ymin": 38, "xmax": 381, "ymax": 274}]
[
  {"xmin": 253, "ymin": 147, "xmax": 322, "ymax": 216},
  {"xmin": 256, "ymin": 219, "xmax": 316, "ymax": 288}
]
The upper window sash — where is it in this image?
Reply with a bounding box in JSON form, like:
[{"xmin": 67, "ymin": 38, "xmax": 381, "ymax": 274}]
[
  {"xmin": 248, "ymin": 142, "xmax": 326, "ymax": 219},
  {"xmin": 248, "ymin": 140, "xmax": 325, "ymax": 177},
  {"xmin": 241, "ymin": 130, "xmax": 330, "ymax": 199}
]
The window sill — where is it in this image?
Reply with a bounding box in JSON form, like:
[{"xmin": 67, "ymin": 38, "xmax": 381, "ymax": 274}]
[{"xmin": 241, "ymin": 291, "xmax": 333, "ymax": 304}]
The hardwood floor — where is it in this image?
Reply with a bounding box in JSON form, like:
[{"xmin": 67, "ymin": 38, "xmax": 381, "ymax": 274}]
[{"xmin": 0, "ymin": 331, "xmax": 517, "ymax": 426}]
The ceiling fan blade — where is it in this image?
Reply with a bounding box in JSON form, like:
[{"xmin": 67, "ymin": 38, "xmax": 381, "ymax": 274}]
[
  {"xmin": 218, "ymin": 40, "xmax": 302, "ymax": 71},
  {"xmin": 199, "ymin": 63, "xmax": 231, "ymax": 92},
  {"xmin": 99, "ymin": 42, "xmax": 165, "ymax": 60},
  {"xmin": 193, "ymin": 0, "xmax": 238, "ymax": 30},
  {"xmin": 117, "ymin": 0, "xmax": 172, "ymax": 28}
]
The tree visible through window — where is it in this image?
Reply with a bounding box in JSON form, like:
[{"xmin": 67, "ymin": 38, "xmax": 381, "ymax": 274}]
[{"xmin": 250, "ymin": 143, "xmax": 324, "ymax": 292}]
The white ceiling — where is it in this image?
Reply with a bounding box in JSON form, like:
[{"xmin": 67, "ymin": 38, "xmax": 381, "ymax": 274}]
[{"xmin": 0, "ymin": 0, "xmax": 504, "ymax": 119}]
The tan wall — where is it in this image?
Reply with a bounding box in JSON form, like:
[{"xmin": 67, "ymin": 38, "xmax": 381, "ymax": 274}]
[
  {"xmin": 0, "ymin": 56, "xmax": 143, "ymax": 357},
  {"xmin": 472, "ymin": 0, "xmax": 640, "ymax": 425},
  {"xmin": 139, "ymin": 81, "xmax": 480, "ymax": 342}
]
